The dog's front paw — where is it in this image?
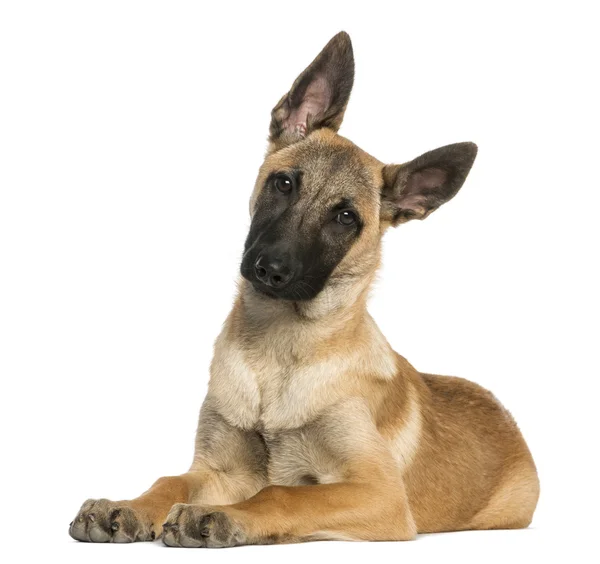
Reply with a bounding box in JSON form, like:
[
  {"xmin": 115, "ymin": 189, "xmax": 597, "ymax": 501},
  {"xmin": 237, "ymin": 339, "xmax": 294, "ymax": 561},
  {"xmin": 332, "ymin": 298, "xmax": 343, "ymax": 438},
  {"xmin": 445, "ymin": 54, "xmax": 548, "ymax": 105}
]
[
  {"xmin": 69, "ymin": 499, "xmax": 154, "ymax": 543},
  {"xmin": 162, "ymin": 503, "xmax": 246, "ymax": 548}
]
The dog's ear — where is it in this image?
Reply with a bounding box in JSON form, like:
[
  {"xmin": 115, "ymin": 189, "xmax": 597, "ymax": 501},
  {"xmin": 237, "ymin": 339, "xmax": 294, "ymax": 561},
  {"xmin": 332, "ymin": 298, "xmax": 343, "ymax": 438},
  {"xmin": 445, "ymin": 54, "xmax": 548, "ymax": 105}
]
[
  {"xmin": 381, "ymin": 142, "xmax": 478, "ymax": 225},
  {"xmin": 269, "ymin": 32, "xmax": 354, "ymax": 150}
]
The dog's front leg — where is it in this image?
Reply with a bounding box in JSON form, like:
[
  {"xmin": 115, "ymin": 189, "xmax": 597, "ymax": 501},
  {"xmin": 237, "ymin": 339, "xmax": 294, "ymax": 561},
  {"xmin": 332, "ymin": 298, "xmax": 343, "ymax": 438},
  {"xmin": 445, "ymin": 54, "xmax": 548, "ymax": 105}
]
[
  {"xmin": 162, "ymin": 478, "xmax": 416, "ymax": 547},
  {"xmin": 69, "ymin": 472, "xmax": 202, "ymax": 543},
  {"xmin": 69, "ymin": 401, "xmax": 267, "ymax": 543},
  {"xmin": 162, "ymin": 399, "xmax": 417, "ymax": 547}
]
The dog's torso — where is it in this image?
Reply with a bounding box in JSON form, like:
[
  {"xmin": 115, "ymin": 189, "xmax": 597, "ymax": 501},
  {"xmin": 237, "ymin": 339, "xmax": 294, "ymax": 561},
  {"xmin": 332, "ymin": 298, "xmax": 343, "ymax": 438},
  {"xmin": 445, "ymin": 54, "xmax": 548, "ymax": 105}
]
[{"xmin": 195, "ymin": 288, "xmax": 539, "ymax": 533}]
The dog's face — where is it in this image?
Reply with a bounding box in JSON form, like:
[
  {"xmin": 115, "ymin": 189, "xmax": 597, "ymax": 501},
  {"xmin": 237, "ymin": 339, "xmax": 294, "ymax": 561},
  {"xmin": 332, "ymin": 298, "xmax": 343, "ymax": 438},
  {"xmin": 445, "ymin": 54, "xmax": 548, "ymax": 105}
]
[
  {"xmin": 241, "ymin": 131, "xmax": 383, "ymax": 301},
  {"xmin": 241, "ymin": 33, "xmax": 477, "ymax": 301}
]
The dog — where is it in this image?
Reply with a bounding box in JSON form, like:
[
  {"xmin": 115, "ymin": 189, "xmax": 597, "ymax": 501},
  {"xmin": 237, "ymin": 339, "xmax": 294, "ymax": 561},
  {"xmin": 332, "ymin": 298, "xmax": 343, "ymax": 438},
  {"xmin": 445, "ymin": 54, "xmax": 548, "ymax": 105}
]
[{"xmin": 69, "ymin": 31, "xmax": 539, "ymax": 547}]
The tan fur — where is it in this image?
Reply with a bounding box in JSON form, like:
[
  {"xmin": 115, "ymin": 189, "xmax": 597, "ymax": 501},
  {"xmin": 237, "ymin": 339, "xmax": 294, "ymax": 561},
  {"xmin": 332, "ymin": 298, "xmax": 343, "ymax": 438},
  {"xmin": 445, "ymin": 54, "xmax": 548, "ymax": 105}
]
[{"xmin": 69, "ymin": 33, "xmax": 538, "ymax": 548}]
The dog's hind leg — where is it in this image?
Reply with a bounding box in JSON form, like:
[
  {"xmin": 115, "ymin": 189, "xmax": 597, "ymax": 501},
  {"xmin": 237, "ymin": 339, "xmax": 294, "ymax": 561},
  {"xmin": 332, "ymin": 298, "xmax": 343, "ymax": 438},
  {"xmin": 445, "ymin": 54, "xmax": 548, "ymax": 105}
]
[{"xmin": 467, "ymin": 460, "xmax": 540, "ymax": 531}]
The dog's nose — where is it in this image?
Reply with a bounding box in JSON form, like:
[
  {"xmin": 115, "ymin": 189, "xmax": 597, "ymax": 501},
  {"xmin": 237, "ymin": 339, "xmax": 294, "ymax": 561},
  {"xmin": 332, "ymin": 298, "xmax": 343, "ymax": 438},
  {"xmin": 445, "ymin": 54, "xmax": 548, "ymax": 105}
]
[{"xmin": 254, "ymin": 254, "xmax": 293, "ymax": 289}]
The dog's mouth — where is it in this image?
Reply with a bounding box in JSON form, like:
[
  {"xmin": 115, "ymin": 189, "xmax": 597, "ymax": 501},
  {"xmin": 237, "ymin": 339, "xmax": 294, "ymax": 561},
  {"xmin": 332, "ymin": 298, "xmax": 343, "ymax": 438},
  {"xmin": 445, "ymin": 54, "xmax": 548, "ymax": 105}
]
[
  {"xmin": 248, "ymin": 278, "xmax": 315, "ymax": 302},
  {"xmin": 250, "ymin": 281, "xmax": 283, "ymax": 300}
]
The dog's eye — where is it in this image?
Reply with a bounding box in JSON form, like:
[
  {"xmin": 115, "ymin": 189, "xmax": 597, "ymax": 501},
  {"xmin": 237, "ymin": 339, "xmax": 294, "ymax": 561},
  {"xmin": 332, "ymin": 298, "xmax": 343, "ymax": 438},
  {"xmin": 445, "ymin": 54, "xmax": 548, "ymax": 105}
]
[
  {"xmin": 274, "ymin": 175, "xmax": 293, "ymax": 194},
  {"xmin": 336, "ymin": 210, "xmax": 357, "ymax": 226}
]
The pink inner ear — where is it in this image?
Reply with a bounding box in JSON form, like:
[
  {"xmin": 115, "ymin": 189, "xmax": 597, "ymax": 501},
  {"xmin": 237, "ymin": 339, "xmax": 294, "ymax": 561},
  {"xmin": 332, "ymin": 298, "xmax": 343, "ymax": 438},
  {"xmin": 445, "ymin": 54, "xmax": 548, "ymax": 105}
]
[
  {"xmin": 398, "ymin": 167, "xmax": 449, "ymax": 216},
  {"xmin": 409, "ymin": 168, "xmax": 448, "ymax": 191},
  {"xmin": 284, "ymin": 75, "xmax": 331, "ymax": 135}
]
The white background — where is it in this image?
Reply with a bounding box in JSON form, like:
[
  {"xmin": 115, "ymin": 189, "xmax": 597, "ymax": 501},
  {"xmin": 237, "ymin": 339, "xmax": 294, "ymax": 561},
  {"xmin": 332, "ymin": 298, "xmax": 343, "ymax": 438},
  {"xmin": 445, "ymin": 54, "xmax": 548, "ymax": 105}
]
[{"xmin": 1, "ymin": 1, "xmax": 598, "ymax": 562}]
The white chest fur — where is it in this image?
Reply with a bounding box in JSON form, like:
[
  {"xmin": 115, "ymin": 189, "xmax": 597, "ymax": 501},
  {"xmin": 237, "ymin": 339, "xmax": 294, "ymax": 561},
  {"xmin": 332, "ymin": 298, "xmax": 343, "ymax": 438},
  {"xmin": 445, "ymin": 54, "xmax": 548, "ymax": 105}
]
[
  {"xmin": 209, "ymin": 336, "xmax": 348, "ymax": 430},
  {"xmin": 207, "ymin": 322, "xmax": 397, "ymax": 431}
]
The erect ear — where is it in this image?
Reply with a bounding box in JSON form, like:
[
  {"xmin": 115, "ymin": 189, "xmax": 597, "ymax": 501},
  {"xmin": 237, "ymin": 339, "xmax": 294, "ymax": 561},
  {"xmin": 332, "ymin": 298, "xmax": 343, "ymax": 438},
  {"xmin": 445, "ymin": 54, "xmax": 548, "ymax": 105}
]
[
  {"xmin": 268, "ymin": 32, "xmax": 354, "ymax": 150},
  {"xmin": 381, "ymin": 142, "xmax": 478, "ymax": 225}
]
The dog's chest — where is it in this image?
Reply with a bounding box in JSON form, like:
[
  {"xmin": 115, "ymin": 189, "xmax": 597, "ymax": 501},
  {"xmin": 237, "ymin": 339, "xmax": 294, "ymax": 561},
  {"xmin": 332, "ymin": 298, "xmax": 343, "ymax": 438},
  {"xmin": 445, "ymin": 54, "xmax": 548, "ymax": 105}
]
[
  {"xmin": 209, "ymin": 342, "xmax": 344, "ymax": 431},
  {"xmin": 261, "ymin": 426, "xmax": 343, "ymax": 486}
]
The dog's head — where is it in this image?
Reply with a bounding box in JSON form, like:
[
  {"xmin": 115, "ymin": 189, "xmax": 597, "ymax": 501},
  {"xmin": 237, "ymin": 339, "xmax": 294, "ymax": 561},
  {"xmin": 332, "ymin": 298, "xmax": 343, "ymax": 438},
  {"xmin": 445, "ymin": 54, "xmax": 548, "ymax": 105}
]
[{"xmin": 241, "ymin": 32, "xmax": 477, "ymax": 304}]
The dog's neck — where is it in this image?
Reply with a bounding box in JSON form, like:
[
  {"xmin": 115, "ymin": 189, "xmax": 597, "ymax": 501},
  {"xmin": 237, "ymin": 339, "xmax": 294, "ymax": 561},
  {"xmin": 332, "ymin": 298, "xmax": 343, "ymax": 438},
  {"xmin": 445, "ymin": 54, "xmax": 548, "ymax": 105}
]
[
  {"xmin": 238, "ymin": 269, "xmax": 372, "ymax": 328},
  {"xmin": 229, "ymin": 273, "xmax": 395, "ymax": 376},
  {"xmin": 208, "ymin": 274, "xmax": 398, "ymax": 432}
]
